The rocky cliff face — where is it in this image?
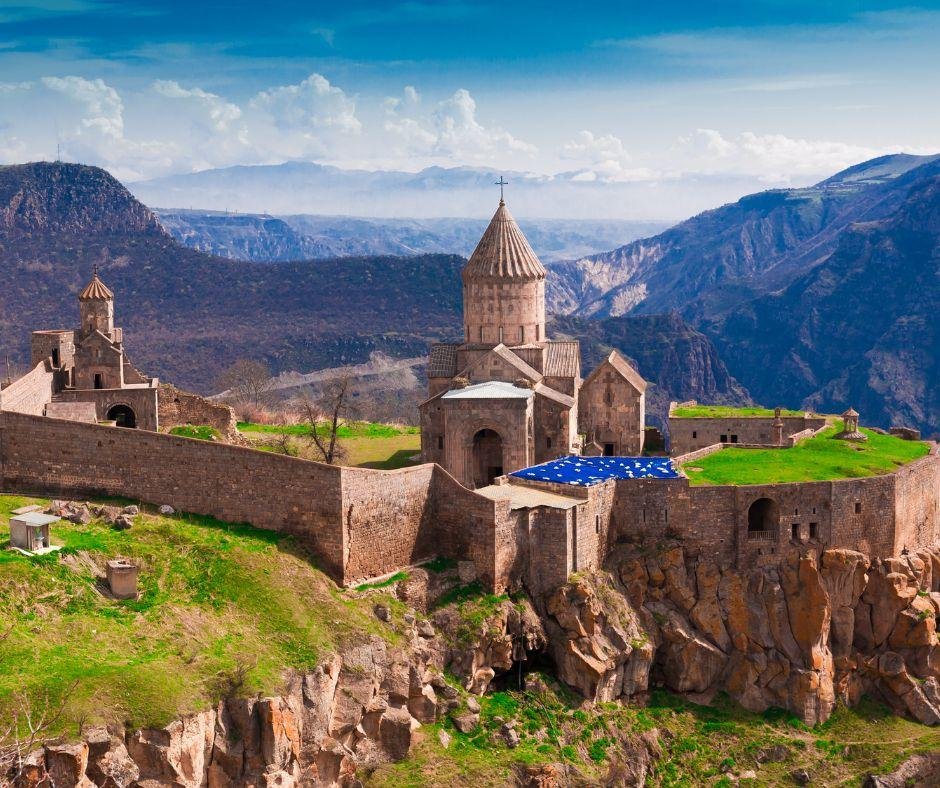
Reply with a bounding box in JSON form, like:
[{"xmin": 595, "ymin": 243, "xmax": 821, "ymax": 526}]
[
  {"xmin": 16, "ymin": 543, "xmax": 940, "ymax": 786},
  {"xmin": 543, "ymin": 543, "xmax": 940, "ymax": 728},
  {"xmin": 13, "ymin": 626, "xmax": 452, "ymax": 788}
]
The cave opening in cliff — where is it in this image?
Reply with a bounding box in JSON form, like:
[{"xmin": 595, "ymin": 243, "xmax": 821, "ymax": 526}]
[{"xmin": 489, "ymin": 640, "xmax": 555, "ymax": 692}]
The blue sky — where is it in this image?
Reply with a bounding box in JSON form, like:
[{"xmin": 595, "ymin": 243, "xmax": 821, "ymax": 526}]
[{"xmin": 0, "ymin": 1, "xmax": 938, "ymax": 214}]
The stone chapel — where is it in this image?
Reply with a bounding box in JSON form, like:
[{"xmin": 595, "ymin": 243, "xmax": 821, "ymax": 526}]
[{"xmin": 419, "ymin": 198, "xmax": 648, "ymax": 488}]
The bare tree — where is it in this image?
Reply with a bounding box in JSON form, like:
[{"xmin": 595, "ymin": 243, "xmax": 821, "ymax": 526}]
[
  {"xmin": 1, "ymin": 681, "xmax": 78, "ymax": 783},
  {"xmin": 216, "ymin": 359, "xmax": 274, "ymax": 411},
  {"xmin": 270, "ymin": 433, "xmax": 298, "ymax": 457},
  {"xmin": 301, "ymin": 376, "xmax": 357, "ymax": 465}
]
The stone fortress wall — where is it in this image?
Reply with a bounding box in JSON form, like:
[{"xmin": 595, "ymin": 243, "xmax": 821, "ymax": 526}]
[
  {"xmin": 0, "ymin": 409, "xmax": 509, "ymax": 588},
  {"xmin": 668, "ymin": 401, "xmax": 828, "ymax": 454},
  {"xmin": 0, "ymin": 404, "xmax": 937, "ymax": 595}
]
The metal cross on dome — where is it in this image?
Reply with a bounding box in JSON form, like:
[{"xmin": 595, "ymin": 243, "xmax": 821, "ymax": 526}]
[{"xmin": 495, "ymin": 175, "xmax": 508, "ymax": 202}]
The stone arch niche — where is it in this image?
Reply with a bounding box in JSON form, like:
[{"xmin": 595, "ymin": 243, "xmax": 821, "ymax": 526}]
[
  {"xmin": 107, "ymin": 403, "xmax": 137, "ymax": 428},
  {"xmin": 747, "ymin": 497, "xmax": 777, "ymax": 541},
  {"xmin": 472, "ymin": 428, "xmax": 504, "ymax": 487}
]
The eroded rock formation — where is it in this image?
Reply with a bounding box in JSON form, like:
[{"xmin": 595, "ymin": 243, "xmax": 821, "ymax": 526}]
[
  {"xmin": 544, "ymin": 542, "xmax": 940, "ymax": 726},
  {"xmin": 12, "ymin": 631, "xmax": 448, "ymax": 788}
]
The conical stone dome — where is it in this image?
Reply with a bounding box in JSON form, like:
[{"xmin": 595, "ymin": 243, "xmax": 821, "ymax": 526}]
[
  {"xmin": 79, "ymin": 273, "xmax": 114, "ymax": 301},
  {"xmin": 461, "ymin": 200, "xmax": 547, "ymax": 346},
  {"xmin": 462, "ymin": 200, "xmax": 547, "ymax": 282}
]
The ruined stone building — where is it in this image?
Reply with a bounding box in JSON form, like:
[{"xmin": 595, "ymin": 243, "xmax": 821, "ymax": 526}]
[
  {"xmin": 20, "ymin": 270, "xmax": 159, "ymax": 429},
  {"xmin": 419, "ymin": 199, "xmax": 647, "ymax": 488}
]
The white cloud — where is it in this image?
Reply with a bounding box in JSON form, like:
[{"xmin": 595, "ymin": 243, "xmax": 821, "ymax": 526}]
[
  {"xmin": 560, "ymin": 130, "xmax": 657, "ymax": 183},
  {"xmin": 250, "ymin": 73, "xmax": 361, "ymax": 134},
  {"xmin": 385, "ymin": 88, "xmax": 536, "ymax": 163},
  {"xmin": 42, "ymin": 75, "xmax": 124, "ymax": 138},
  {"xmin": 152, "ymin": 80, "xmax": 243, "ymax": 134},
  {"xmin": 0, "ymin": 81, "xmax": 33, "ymax": 93},
  {"xmin": 676, "ymin": 128, "xmax": 887, "ymax": 182}
]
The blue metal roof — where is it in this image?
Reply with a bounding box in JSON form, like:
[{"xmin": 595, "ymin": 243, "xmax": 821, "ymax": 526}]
[{"xmin": 510, "ymin": 455, "xmax": 680, "ymax": 486}]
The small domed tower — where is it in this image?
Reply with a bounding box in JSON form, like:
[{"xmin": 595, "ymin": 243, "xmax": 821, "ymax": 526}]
[
  {"xmin": 462, "ymin": 199, "xmax": 547, "ymax": 346},
  {"xmin": 78, "ymin": 267, "xmax": 115, "ymax": 340}
]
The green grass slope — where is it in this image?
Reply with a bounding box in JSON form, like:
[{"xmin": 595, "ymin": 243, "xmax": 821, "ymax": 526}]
[
  {"xmin": 0, "ymin": 494, "xmax": 395, "ymax": 733},
  {"xmin": 683, "ymin": 424, "xmax": 929, "ymax": 486}
]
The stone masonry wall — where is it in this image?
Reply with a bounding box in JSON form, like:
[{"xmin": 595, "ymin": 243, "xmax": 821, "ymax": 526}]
[
  {"xmin": 158, "ymin": 383, "xmax": 239, "ymax": 439},
  {"xmin": 669, "ymin": 415, "xmax": 827, "ymax": 454},
  {"xmin": 0, "ymin": 410, "xmax": 346, "ymax": 576},
  {"xmin": 0, "ymin": 360, "xmax": 57, "ymax": 416},
  {"xmin": 0, "ymin": 409, "xmax": 527, "ymax": 591},
  {"xmin": 341, "ymin": 464, "xmax": 436, "ymax": 584},
  {"xmin": 56, "ymin": 386, "xmax": 159, "ymax": 431},
  {"xmin": 578, "ymin": 370, "xmax": 644, "ymax": 455},
  {"xmin": 892, "ymin": 448, "xmax": 940, "ymax": 553}
]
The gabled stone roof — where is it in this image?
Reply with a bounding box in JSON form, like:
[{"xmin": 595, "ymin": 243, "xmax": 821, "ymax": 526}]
[
  {"xmin": 462, "ymin": 200, "xmax": 547, "ymax": 281},
  {"xmin": 534, "ymin": 382, "xmax": 575, "ymax": 409},
  {"xmin": 544, "ymin": 341, "xmax": 580, "ymax": 379},
  {"xmin": 459, "ymin": 344, "xmax": 542, "ymax": 383},
  {"xmin": 79, "ymin": 273, "xmax": 114, "ymax": 301},
  {"xmin": 584, "ymin": 350, "xmax": 647, "ymax": 393},
  {"xmin": 427, "ymin": 343, "xmax": 459, "ymax": 378}
]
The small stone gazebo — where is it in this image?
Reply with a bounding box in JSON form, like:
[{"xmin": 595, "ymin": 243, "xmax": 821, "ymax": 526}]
[{"xmin": 835, "ymin": 407, "xmax": 867, "ymax": 442}]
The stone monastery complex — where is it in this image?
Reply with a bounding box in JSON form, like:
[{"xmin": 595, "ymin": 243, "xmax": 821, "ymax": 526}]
[{"xmin": 0, "ymin": 199, "xmax": 938, "ymax": 596}]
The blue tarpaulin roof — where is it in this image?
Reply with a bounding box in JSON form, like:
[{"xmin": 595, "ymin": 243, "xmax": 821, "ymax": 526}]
[{"xmin": 510, "ymin": 455, "xmax": 680, "ymax": 486}]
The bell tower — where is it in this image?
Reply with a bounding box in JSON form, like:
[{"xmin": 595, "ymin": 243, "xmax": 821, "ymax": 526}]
[{"xmin": 78, "ymin": 266, "xmax": 115, "ymax": 340}]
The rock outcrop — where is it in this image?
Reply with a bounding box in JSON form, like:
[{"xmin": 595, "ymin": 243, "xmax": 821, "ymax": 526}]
[
  {"xmin": 12, "ymin": 634, "xmax": 447, "ymax": 788},
  {"xmin": 432, "ymin": 596, "xmax": 546, "ymax": 696},
  {"xmin": 543, "ymin": 542, "xmax": 940, "ymax": 726}
]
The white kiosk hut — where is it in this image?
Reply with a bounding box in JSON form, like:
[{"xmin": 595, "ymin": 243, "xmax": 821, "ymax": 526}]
[{"xmin": 9, "ymin": 512, "xmax": 61, "ymax": 553}]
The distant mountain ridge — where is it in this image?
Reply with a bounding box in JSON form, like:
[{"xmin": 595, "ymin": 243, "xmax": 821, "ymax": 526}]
[
  {"xmin": 548, "ymin": 153, "xmax": 940, "ymax": 434},
  {"xmin": 155, "ymin": 209, "xmax": 667, "ymax": 264},
  {"xmin": 0, "ymin": 162, "xmax": 746, "ymax": 427},
  {"xmin": 548, "ymin": 153, "xmax": 940, "ymax": 319},
  {"xmin": 128, "ymin": 160, "xmax": 777, "ymax": 221}
]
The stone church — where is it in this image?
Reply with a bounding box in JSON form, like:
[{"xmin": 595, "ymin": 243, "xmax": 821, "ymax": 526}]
[
  {"xmin": 420, "ymin": 198, "xmax": 647, "ymax": 488},
  {"xmin": 29, "ymin": 269, "xmax": 160, "ymax": 430}
]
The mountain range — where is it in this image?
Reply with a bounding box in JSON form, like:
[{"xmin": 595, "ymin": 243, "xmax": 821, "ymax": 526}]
[
  {"xmin": 549, "ymin": 153, "xmax": 940, "ymax": 434},
  {"xmin": 128, "ymin": 160, "xmax": 778, "ymax": 221},
  {"xmin": 155, "ymin": 209, "xmax": 667, "ymax": 264},
  {"xmin": 0, "ymin": 154, "xmax": 937, "ymax": 433},
  {"xmin": 0, "ymin": 162, "xmax": 744, "ymax": 427}
]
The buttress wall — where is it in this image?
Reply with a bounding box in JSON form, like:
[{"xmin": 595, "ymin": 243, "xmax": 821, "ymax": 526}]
[{"xmin": 0, "ymin": 361, "xmax": 57, "ymax": 416}]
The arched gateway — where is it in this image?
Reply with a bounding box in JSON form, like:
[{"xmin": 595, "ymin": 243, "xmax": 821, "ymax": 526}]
[
  {"xmin": 747, "ymin": 497, "xmax": 777, "ymax": 540},
  {"xmin": 107, "ymin": 404, "xmax": 137, "ymax": 428}
]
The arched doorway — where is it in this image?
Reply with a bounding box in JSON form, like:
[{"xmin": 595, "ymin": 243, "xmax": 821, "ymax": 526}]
[
  {"xmin": 747, "ymin": 497, "xmax": 777, "ymax": 540},
  {"xmin": 107, "ymin": 404, "xmax": 137, "ymax": 428},
  {"xmin": 472, "ymin": 429, "xmax": 503, "ymax": 487}
]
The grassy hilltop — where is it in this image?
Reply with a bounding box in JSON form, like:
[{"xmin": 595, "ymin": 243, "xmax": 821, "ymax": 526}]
[{"xmin": 683, "ymin": 423, "xmax": 929, "ymax": 486}]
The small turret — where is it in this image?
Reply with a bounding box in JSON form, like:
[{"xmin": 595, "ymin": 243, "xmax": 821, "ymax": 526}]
[
  {"xmin": 772, "ymin": 407, "xmax": 785, "ymax": 446},
  {"xmin": 78, "ymin": 266, "xmax": 115, "ymax": 340}
]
